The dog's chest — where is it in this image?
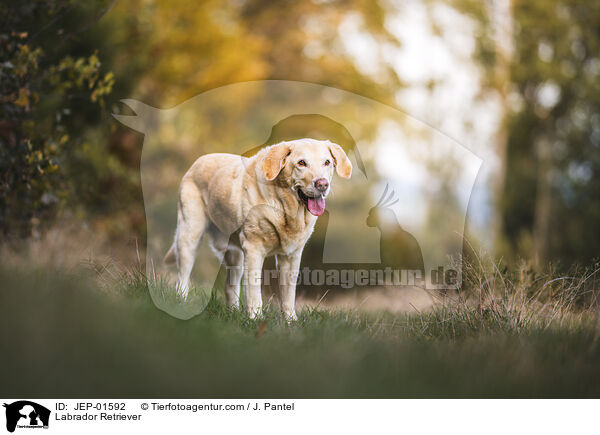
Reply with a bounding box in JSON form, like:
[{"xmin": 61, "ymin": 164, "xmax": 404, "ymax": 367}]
[{"xmin": 275, "ymin": 212, "xmax": 317, "ymax": 255}]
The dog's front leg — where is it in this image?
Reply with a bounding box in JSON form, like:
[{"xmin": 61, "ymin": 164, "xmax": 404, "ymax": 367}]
[
  {"xmin": 277, "ymin": 251, "xmax": 302, "ymax": 321},
  {"xmin": 244, "ymin": 247, "xmax": 265, "ymax": 319}
]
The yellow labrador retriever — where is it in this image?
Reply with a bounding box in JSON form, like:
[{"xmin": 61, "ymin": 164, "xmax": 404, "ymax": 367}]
[{"xmin": 164, "ymin": 138, "xmax": 352, "ymax": 319}]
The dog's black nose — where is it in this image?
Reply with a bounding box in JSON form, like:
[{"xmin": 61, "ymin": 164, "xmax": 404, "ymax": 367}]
[{"xmin": 314, "ymin": 178, "xmax": 329, "ymax": 192}]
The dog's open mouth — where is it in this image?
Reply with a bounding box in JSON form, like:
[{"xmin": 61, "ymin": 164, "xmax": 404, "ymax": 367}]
[{"xmin": 297, "ymin": 188, "xmax": 325, "ymax": 216}]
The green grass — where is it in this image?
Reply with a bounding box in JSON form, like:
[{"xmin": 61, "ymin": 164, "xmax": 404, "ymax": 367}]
[{"xmin": 1, "ymin": 260, "xmax": 600, "ymax": 398}]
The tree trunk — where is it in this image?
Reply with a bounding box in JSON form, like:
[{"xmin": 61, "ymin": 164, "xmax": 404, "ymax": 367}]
[
  {"xmin": 491, "ymin": 0, "xmax": 513, "ymax": 252},
  {"xmin": 533, "ymin": 138, "xmax": 552, "ymax": 266}
]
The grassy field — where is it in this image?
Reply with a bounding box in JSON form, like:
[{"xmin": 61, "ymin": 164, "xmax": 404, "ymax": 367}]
[{"xmin": 1, "ymin": 254, "xmax": 600, "ymax": 398}]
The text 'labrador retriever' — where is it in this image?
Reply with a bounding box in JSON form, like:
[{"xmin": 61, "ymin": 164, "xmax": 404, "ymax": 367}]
[{"xmin": 164, "ymin": 138, "xmax": 352, "ymax": 320}]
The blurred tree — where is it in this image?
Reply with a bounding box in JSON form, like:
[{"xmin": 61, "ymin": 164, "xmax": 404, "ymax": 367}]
[
  {"xmin": 121, "ymin": 0, "xmax": 402, "ymax": 106},
  {"xmin": 0, "ymin": 0, "xmax": 114, "ymax": 237},
  {"xmin": 449, "ymin": 0, "xmax": 600, "ymax": 267}
]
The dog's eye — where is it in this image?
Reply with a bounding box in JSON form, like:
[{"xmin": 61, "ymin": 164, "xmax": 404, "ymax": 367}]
[
  {"xmin": 324, "ymin": 160, "xmax": 331, "ymax": 166},
  {"xmin": 297, "ymin": 160, "xmax": 307, "ymax": 167}
]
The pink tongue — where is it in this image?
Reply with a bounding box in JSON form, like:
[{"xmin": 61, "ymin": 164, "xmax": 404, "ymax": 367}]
[{"xmin": 307, "ymin": 196, "xmax": 325, "ymax": 216}]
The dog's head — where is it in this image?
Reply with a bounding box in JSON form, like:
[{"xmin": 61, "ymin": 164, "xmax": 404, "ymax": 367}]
[{"xmin": 263, "ymin": 138, "xmax": 352, "ymax": 216}]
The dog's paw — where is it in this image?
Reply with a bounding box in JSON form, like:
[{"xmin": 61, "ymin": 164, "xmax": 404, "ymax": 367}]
[
  {"xmin": 284, "ymin": 310, "xmax": 298, "ymax": 322},
  {"xmin": 248, "ymin": 306, "xmax": 263, "ymax": 320}
]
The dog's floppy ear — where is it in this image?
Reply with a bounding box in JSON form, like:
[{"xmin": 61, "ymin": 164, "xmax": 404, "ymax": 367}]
[
  {"xmin": 263, "ymin": 142, "xmax": 293, "ymax": 181},
  {"xmin": 328, "ymin": 142, "xmax": 352, "ymax": 179}
]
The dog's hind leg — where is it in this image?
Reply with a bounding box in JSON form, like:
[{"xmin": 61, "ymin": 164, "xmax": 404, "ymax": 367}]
[
  {"xmin": 174, "ymin": 179, "xmax": 207, "ymax": 299},
  {"xmin": 207, "ymin": 229, "xmax": 244, "ymax": 309}
]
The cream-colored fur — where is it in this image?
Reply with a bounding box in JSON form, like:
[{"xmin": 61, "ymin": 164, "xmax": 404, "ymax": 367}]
[{"xmin": 165, "ymin": 138, "xmax": 352, "ymax": 320}]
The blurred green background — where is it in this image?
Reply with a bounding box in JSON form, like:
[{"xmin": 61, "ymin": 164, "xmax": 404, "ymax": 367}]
[{"xmin": 2, "ymin": 0, "xmax": 599, "ymax": 268}]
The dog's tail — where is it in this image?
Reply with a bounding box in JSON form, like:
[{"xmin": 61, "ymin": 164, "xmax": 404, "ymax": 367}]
[{"xmin": 164, "ymin": 244, "xmax": 176, "ymax": 264}]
